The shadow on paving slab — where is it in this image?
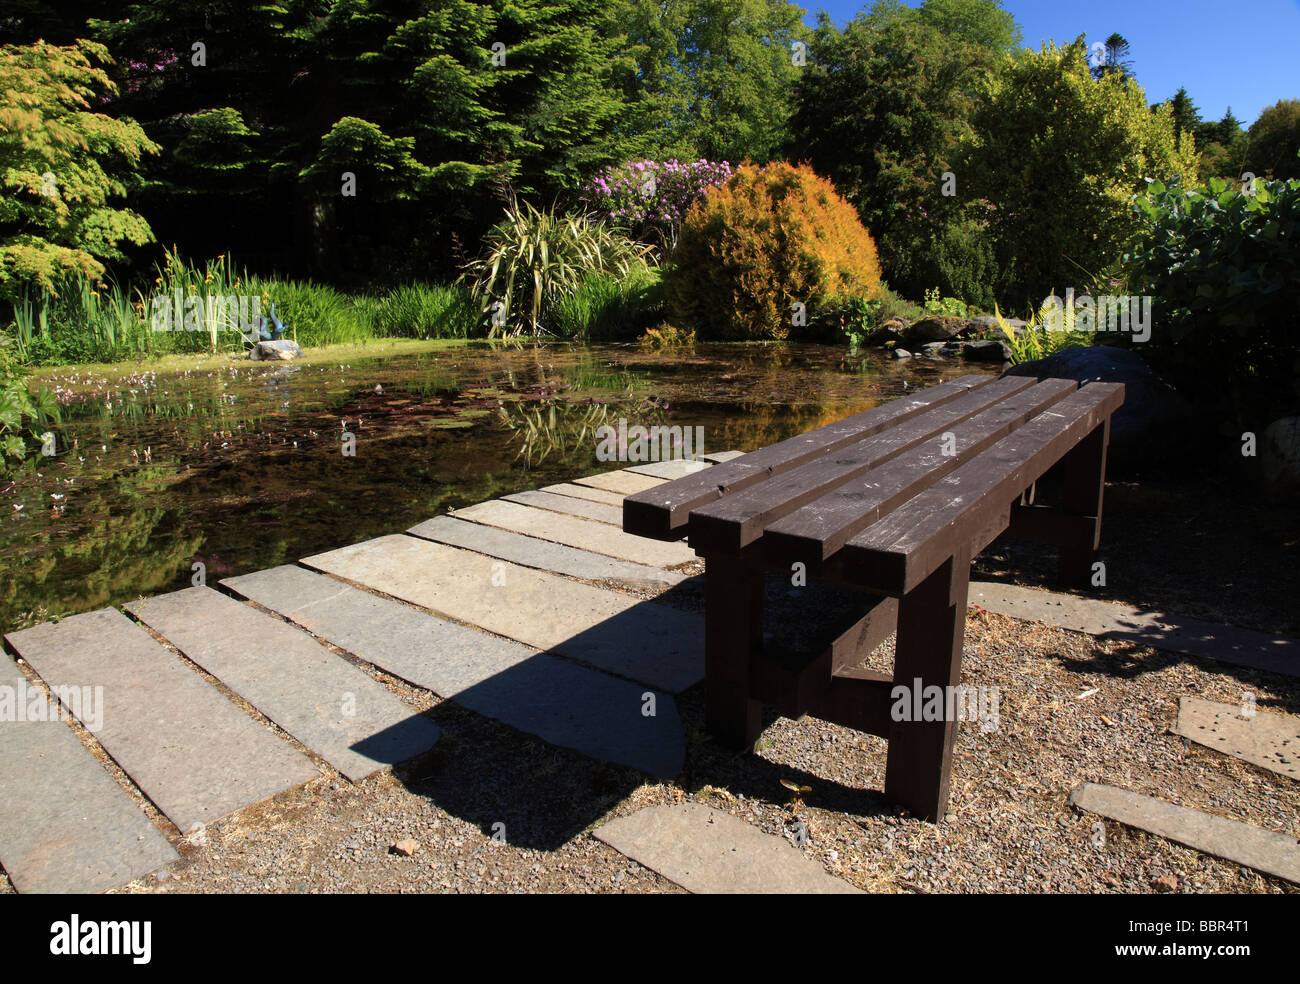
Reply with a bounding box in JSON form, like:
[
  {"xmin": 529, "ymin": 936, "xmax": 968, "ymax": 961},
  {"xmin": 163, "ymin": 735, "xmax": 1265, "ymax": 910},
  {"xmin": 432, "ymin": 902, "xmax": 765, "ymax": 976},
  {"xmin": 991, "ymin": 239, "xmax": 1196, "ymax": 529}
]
[
  {"xmin": 364, "ymin": 577, "xmax": 893, "ymax": 853},
  {"xmin": 383, "ymin": 688, "xmax": 892, "ymax": 854}
]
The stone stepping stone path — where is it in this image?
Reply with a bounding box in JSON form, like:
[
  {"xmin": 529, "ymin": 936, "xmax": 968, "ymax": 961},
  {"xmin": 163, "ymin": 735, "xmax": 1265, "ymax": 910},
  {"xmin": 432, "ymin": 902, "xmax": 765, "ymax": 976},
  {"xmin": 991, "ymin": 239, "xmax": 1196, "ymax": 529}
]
[
  {"xmin": 408, "ymin": 515, "xmax": 684, "ymax": 588},
  {"xmin": 541, "ymin": 482, "xmax": 626, "ymax": 506},
  {"xmin": 1069, "ymin": 782, "xmax": 1300, "ymax": 885},
  {"xmin": 451, "ymin": 499, "xmax": 695, "ymax": 568},
  {"xmin": 6, "ymin": 608, "xmax": 317, "ymax": 833},
  {"xmin": 0, "ymin": 461, "xmax": 735, "ymax": 891},
  {"xmin": 504, "ymin": 489, "xmax": 623, "ymax": 525},
  {"xmin": 303, "ymin": 534, "xmax": 703, "ymax": 693},
  {"xmin": 594, "ymin": 803, "xmax": 862, "ymax": 893},
  {"xmin": 626, "ymin": 459, "xmax": 712, "ymax": 480},
  {"xmin": 0, "ymin": 654, "xmax": 177, "ymax": 893},
  {"xmin": 703, "ymin": 450, "xmax": 746, "ymax": 464},
  {"xmin": 1174, "ymin": 697, "xmax": 1299, "ymax": 781},
  {"xmin": 126, "ymin": 587, "xmax": 440, "ymax": 781},
  {"xmin": 970, "ymin": 581, "xmax": 1299, "ymax": 678},
  {"xmin": 223, "ymin": 565, "xmax": 685, "ymax": 778},
  {"xmin": 573, "ymin": 469, "xmax": 666, "ymax": 496}
]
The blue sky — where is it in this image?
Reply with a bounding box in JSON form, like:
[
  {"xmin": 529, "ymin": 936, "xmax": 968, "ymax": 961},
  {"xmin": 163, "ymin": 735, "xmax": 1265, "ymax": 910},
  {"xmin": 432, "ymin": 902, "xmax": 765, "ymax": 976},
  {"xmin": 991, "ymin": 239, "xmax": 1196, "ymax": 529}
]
[{"xmin": 803, "ymin": 0, "xmax": 1300, "ymax": 126}]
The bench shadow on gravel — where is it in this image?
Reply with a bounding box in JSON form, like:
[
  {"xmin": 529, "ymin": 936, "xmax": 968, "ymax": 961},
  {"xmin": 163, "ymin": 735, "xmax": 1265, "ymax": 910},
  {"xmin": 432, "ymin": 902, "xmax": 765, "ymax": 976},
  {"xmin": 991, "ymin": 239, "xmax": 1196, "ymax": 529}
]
[{"xmin": 365, "ymin": 577, "xmax": 892, "ymax": 853}]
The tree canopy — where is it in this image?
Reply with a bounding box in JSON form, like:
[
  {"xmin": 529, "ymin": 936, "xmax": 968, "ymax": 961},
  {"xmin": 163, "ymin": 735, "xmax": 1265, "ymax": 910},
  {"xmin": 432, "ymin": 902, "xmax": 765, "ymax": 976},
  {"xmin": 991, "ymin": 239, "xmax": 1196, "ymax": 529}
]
[{"xmin": 0, "ymin": 39, "xmax": 157, "ymax": 300}]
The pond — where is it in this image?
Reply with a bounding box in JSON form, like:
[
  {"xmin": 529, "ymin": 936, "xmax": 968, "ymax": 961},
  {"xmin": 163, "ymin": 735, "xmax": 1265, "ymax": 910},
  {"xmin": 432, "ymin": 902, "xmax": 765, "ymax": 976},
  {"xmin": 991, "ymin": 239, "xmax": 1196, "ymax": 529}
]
[{"xmin": 0, "ymin": 341, "xmax": 985, "ymax": 634}]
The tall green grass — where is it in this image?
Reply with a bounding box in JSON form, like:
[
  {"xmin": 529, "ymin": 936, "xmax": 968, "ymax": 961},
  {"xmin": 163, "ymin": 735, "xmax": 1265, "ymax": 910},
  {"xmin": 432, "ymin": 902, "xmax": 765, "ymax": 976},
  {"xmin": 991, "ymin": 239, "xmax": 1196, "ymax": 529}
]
[
  {"xmin": 4, "ymin": 245, "xmax": 660, "ymax": 367},
  {"xmin": 370, "ymin": 283, "xmax": 479, "ymax": 339},
  {"xmin": 550, "ymin": 268, "xmax": 664, "ymax": 340}
]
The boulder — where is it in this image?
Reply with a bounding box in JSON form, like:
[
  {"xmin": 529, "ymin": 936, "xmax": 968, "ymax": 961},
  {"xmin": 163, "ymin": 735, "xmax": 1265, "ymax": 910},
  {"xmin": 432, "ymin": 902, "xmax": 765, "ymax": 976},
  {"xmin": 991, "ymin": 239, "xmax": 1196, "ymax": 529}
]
[
  {"xmin": 903, "ymin": 315, "xmax": 965, "ymax": 346},
  {"xmin": 920, "ymin": 341, "xmax": 948, "ymax": 358},
  {"xmin": 867, "ymin": 318, "xmax": 908, "ymax": 346},
  {"xmin": 892, "ymin": 348, "xmax": 913, "ymax": 360},
  {"xmin": 1003, "ymin": 345, "xmax": 1193, "ymax": 465},
  {"xmin": 1259, "ymin": 417, "xmax": 1300, "ymax": 502},
  {"xmin": 251, "ymin": 339, "xmax": 302, "ymax": 361},
  {"xmin": 962, "ymin": 339, "xmax": 1012, "ymax": 363}
]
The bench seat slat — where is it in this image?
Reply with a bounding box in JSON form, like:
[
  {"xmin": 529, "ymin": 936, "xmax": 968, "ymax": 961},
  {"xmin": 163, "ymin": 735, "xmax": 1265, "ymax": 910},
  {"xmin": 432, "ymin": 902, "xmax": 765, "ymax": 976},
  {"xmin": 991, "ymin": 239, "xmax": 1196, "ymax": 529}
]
[
  {"xmin": 763, "ymin": 378, "xmax": 1079, "ymax": 565},
  {"xmin": 839, "ymin": 383, "xmax": 1125, "ymax": 594},
  {"xmin": 688, "ymin": 376, "xmax": 1038, "ymax": 553},
  {"xmin": 622, "ymin": 374, "xmax": 994, "ymax": 541}
]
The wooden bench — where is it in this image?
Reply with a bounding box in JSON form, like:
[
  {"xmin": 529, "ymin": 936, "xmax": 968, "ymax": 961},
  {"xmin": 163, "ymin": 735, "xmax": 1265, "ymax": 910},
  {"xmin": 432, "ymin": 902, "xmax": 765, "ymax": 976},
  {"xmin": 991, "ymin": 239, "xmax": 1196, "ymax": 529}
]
[{"xmin": 623, "ymin": 374, "xmax": 1125, "ymax": 821}]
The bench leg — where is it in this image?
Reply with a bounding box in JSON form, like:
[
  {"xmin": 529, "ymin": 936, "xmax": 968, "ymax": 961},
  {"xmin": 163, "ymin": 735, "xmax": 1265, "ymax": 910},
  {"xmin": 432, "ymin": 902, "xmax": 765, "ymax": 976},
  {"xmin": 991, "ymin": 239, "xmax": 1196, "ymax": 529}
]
[
  {"xmin": 884, "ymin": 551, "xmax": 970, "ymax": 821},
  {"xmin": 1059, "ymin": 418, "xmax": 1110, "ymax": 587},
  {"xmin": 704, "ymin": 553, "xmax": 763, "ymax": 751}
]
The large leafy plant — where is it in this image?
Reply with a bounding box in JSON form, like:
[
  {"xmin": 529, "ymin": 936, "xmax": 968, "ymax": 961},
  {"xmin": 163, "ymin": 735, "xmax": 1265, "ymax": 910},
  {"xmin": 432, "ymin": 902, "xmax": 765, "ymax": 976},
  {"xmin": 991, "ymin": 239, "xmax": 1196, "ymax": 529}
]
[
  {"xmin": 1127, "ymin": 171, "xmax": 1300, "ymax": 427},
  {"xmin": 462, "ymin": 200, "xmax": 652, "ymax": 337},
  {"xmin": 993, "ymin": 299, "xmax": 1091, "ymax": 365}
]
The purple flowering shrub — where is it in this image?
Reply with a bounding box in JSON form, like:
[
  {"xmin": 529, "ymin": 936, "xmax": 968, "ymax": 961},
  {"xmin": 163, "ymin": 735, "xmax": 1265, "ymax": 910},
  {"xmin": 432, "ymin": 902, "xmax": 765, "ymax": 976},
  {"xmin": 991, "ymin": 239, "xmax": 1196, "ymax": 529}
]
[
  {"xmin": 121, "ymin": 50, "xmax": 181, "ymax": 96},
  {"xmin": 582, "ymin": 159, "xmax": 733, "ymax": 250}
]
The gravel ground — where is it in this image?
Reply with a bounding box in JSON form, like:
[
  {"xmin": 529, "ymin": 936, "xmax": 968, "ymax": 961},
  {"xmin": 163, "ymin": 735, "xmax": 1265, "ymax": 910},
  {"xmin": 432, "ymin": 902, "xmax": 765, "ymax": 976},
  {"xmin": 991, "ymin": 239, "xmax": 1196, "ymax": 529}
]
[
  {"xmin": 64, "ymin": 598, "xmax": 1292, "ymax": 896},
  {"xmin": 3, "ymin": 473, "xmax": 1295, "ymax": 896},
  {"xmin": 976, "ymin": 472, "xmax": 1300, "ymax": 637}
]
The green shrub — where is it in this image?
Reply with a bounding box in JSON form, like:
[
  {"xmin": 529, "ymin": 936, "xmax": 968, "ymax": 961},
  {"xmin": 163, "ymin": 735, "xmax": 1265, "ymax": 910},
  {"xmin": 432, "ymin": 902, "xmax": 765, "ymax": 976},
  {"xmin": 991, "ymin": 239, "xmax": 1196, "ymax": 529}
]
[
  {"xmin": 923, "ymin": 287, "xmax": 969, "ymax": 318},
  {"xmin": 927, "ymin": 214, "xmax": 999, "ymax": 313},
  {"xmin": 371, "ymin": 283, "xmax": 478, "ymax": 339},
  {"xmin": 665, "ymin": 162, "xmax": 882, "ymax": 341},
  {"xmin": 965, "ymin": 38, "xmax": 1199, "ymax": 306},
  {"xmin": 1127, "ymin": 173, "xmax": 1300, "ymax": 426}
]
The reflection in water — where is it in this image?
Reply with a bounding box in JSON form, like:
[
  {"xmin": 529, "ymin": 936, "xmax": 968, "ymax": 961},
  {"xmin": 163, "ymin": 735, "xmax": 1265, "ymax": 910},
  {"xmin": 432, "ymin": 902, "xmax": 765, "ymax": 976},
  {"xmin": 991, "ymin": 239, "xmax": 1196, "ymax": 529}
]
[{"xmin": 1, "ymin": 342, "xmax": 984, "ymax": 632}]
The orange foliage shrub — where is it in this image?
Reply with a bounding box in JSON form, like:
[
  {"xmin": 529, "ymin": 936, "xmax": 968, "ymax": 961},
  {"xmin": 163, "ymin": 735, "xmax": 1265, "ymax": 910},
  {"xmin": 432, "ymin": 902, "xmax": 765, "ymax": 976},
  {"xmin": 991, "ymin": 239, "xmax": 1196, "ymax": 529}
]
[{"xmin": 665, "ymin": 162, "xmax": 882, "ymax": 340}]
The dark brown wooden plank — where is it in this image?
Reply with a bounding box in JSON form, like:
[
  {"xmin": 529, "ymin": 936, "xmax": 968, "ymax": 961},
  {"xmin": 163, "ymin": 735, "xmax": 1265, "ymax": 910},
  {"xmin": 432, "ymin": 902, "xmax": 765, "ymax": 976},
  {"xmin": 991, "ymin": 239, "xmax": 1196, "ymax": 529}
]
[
  {"xmin": 623, "ymin": 374, "xmax": 995, "ymax": 540},
  {"xmin": 883, "ymin": 547, "xmax": 971, "ymax": 821},
  {"xmin": 1005, "ymin": 503, "xmax": 1099, "ymax": 545},
  {"xmin": 1059, "ymin": 418, "xmax": 1110, "ymax": 585},
  {"xmin": 840, "ymin": 383, "xmax": 1125, "ymax": 594},
  {"xmin": 704, "ymin": 552, "xmax": 764, "ymax": 750},
  {"xmin": 688, "ymin": 376, "xmax": 1038, "ymax": 554},
  {"xmin": 752, "ymin": 594, "xmax": 897, "ymax": 717},
  {"xmin": 762, "ymin": 379, "xmax": 1078, "ymax": 567},
  {"xmin": 810, "ymin": 669, "xmax": 893, "ymax": 739}
]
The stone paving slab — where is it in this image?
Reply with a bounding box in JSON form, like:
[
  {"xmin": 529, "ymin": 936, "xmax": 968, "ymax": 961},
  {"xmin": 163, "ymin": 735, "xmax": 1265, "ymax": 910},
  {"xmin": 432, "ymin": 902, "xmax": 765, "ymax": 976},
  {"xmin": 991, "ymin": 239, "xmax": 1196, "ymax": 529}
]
[
  {"xmin": 702, "ymin": 450, "xmax": 746, "ymax": 464},
  {"xmin": 625, "ymin": 459, "xmax": 711, "ymax": 480},
  {"xmin": 1069, "ymin": 782, "xmax": 1300, "ymax": 885},
  {"xmin": 504, "ymin": 489, "xmax": 623, "ymax": 525},
  {"xmin": 6, "ymin": 609, "xmax": 318, "ymax": 833},
  {"xmin": 0, "ymin": 656, "xmax": 177, "ymax": 893},
  {"xmin": 451, "ymin": 499, "xmax": 695, "ymax": 568},
  {"xmin": 573, "ymin": 470, "xmax": 666, "ymax": 495},
  {"xmin": 408, "ymin": 515, "xmax": 684, "ymax": 587},
  {"xmin": 126, "ymin": 587, "xmax": 439, "ymax": 781},
  {"xmin": 222, "ymin": 565, "xmax": 685, "ymax": 777},
  {"xmin": 1174, "ymin": 697, "xmax": 1299, "ymax": 781},
  {"xmin": 970, "ymin": 581, "xmax": 1299, "ymax": 678},
  {"xmin": 303, "ymin": 535, "xmax": 703, "ymax": 693},
  {"xmin": 540, "ymin": 483, "xmax": 626, "ymax": 506},
  {"xmin": 593, "ymin": 803, "xmax": 862, "ymax": 894}
]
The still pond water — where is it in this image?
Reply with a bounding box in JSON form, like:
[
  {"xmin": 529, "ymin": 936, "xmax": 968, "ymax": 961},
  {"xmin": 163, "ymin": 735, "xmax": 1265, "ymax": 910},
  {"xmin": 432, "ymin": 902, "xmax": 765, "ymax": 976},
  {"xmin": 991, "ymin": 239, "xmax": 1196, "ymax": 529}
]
[{"xmin": 1, "ymin": 341, "xmax": 983, "ymax": 634}]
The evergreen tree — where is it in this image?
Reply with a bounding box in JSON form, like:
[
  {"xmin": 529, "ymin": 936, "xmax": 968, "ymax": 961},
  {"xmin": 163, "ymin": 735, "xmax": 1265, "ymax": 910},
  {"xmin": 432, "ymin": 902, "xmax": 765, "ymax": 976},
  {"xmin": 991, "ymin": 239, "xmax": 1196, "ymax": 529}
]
[
  {"xmin": 787, "ymin": 11, "xmax": 998, "ymax": 299},
  {"xmin": 1091, "ymin": 32, "xmax": 1134, "ymax": 81},
  {"xmin": 1166, "ymin": 87, "xmax": 1201, "ymax": 151}
]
